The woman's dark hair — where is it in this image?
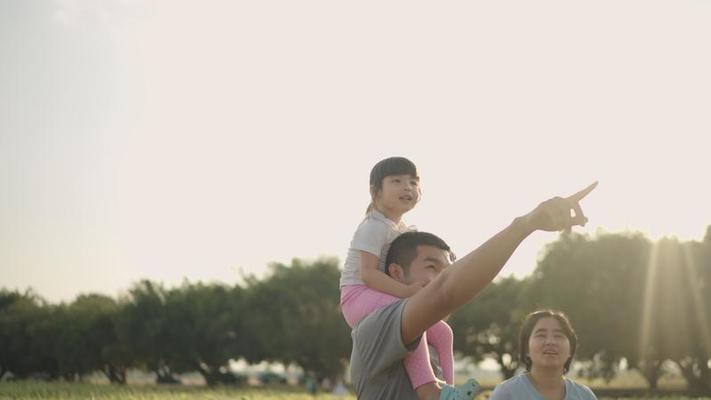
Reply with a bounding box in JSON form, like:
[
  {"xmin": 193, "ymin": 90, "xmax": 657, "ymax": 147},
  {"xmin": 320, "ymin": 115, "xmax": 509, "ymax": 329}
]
[
  {"xmin": 366, "ymin": 157, "xmax": 419, "ymax": 214},
  {"xmin": 519, "ymin": 309, "xmax": 578, "ymax": 373}
]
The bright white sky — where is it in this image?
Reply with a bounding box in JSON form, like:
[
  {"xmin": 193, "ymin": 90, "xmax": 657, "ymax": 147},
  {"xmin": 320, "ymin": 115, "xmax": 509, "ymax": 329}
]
[{"xmin": 2, "ymin": 0, "xmax": 710, "ymax": 303}]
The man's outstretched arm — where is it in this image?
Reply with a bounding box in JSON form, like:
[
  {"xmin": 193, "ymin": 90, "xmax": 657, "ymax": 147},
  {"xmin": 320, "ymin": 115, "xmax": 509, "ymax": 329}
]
[{"xmin": 400, "ymin": 182, "xmax": 598, "ymax": 345}]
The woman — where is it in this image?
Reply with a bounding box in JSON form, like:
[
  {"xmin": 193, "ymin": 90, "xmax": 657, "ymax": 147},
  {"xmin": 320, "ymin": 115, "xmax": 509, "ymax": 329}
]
[{"xmin": 489, "ymin": 310, "xmax": 597, "ymax": 400}]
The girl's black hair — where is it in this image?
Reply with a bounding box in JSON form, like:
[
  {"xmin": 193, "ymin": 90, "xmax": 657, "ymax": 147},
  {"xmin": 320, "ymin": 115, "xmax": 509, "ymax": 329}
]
[{"xmin": 366, "ymin": 157, "xmax": 419, "ymax": 214}]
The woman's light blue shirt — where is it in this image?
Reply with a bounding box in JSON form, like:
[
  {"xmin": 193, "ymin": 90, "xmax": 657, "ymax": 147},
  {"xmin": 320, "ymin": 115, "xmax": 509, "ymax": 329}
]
[{"xmin": 489, "ymin": 373, "xmax": 597, "ymax": 400}]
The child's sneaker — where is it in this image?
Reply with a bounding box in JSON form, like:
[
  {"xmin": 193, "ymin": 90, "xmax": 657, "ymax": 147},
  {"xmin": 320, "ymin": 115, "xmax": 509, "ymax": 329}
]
[{"xmin": 439, "ymin": 378, "xmax": 480, "ymax": 400}]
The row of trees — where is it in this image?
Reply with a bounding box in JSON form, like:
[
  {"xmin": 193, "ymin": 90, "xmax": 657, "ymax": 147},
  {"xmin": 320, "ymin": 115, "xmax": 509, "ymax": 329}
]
[
  {"xmin": 0, "ymin": 258, "xmax": 350, "ymax": 385},
  {"xmin": 2, "ymin": 227, "xmax": 710, "ymax": 393}
]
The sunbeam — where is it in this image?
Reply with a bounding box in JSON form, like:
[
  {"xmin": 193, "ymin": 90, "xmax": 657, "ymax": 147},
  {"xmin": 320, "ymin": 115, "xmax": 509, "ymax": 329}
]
[
  {"xmin": 681, "ymin": 244, "xmax": 711, "ymax": 355},
  {"xmin": 639, "ymin": 240, "xmax": 661, "ymax": 360}
]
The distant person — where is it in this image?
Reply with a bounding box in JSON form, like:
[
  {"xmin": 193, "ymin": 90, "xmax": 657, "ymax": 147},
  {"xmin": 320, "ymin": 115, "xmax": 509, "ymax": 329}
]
[
  {"xmin": 305, "ymin": 373, "xmax": 317, "ymax": 395},
  {"xmin": 348, "ymin": 182, "xmax": 598, "ymax": 399},
  {"xmin": 332, "ymin": 380, "xmax": 348, "ymax": 396},
  {"xmin": 489, "ymin": 310, "xmax": 598, "ymax": 400},
  {"xmin": 339, "ymin": 157, "xmax": 474, "ymax": 400}
]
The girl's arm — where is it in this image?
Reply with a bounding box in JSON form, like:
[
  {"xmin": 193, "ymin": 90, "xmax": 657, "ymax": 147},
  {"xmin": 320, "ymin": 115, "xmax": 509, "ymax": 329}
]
[{"xmin": 359, "ymin": 251, "xmax": 421, "ymax": 298}]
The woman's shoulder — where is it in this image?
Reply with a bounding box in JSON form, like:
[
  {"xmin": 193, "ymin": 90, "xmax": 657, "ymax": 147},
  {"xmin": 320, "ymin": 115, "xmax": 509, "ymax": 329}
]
[
  {"xmin": 564, "ymin": 378, "xmax": 597, "ymax": 400},
  {"xmin": 490, "ymin": 374, "xmax": 530, "ymax": 397},
  {"xmin": 498, "ymin": 373, "xmax": 528, "ymax": 385}
]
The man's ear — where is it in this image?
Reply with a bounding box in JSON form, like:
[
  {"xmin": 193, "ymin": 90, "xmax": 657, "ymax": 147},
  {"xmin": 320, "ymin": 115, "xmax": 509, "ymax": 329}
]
[{"xmin": 387, "ymin": 263, "xmax": 405, "ymax": 281}]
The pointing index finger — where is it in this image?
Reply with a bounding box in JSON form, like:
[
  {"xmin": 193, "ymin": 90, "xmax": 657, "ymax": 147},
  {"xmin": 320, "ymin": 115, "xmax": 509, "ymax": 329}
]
[{"xmin": 567, "ymin": 181, "xmax": 598, "ymax": 203}]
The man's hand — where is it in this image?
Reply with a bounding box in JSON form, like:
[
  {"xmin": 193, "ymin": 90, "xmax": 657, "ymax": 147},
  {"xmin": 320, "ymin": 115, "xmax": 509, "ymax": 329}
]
[{"xmin": 524, "ymin": 181, "xmax": 598, "ymax": 233}]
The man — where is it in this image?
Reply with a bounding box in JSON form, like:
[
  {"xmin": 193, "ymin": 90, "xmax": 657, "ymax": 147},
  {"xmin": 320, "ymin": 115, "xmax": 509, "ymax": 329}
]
[{"xmin": 349, "ymin": 182, "xmax": 598, "ymax": 399}]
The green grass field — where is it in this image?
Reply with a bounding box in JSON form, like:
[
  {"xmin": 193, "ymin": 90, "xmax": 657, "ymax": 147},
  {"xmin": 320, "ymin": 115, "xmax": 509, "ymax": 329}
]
[
  {"xmin": 0, "ymin": 382, "xmax": 708, "ymax": 400},
  {"xmin": 0, "ymin": 382, "xmax": 355, "ymax": 400}
]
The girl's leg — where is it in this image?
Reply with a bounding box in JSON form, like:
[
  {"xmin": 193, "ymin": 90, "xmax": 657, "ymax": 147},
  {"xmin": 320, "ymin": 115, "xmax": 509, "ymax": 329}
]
[
  {"xmin": 405, "ymin": 320, "xmax": 455, "ymax": 387},
  {"xmin": 340, "ymin": 285, "xmax": 400, "ymax": 328},
  {"xmin": 404, "ymin": 331, "xmax": 439, "ymax": 389},
  {"xmin": 426, "ymin": 320, "xmax": 455, "ymax": 384}
]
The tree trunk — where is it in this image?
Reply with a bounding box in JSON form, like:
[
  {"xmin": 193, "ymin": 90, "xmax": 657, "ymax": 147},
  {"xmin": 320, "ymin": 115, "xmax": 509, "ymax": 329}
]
[
  {"xmin": 155, "ymin": 365, "xmax": 180, "ymax": 384},
  {"xmin": 103, "ymin": 365, "xmax": 127, "ymax": 384},
  {"xmin": 61, "ymin": 372, "xmax": 76, "ymax": 382},
  {"xmin": 699, "ymin": 357, "xmax": 710, "ymax": 389},
  {"xmin": 114, "ymin": 368, "xmax": 127, "ymax": 384},
  {"xmin": 639, "ymin": 360, "xmax": 662, "ymax": 390},
  {"xmin": 195, "ymin": 363, "xmax": 217, "ymax": 386},
  {"xmin": 675, "ymin": 359, "xmax": 711, "ymax": 395}
]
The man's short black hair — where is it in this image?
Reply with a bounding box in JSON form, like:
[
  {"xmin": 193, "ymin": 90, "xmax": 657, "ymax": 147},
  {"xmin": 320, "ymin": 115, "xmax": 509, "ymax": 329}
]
[{"xmin": 384, "ymin": 231, "xmax": 453, "ymax": 276}]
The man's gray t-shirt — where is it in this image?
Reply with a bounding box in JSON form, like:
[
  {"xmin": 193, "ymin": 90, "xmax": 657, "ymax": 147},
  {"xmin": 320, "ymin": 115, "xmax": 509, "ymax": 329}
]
[
  {"xmin": 350, "ymin": 299, "xmax": 422, "ymax": 399},
  {"xmin": 489, "ymin": 373, "xmax": 597, "ymax": 400}
]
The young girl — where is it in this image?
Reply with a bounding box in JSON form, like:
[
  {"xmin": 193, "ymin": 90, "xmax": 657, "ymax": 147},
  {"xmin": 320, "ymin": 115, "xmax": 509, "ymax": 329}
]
[{"xmin": 339, "ymin": 157, "xmax": 477, "ymax": 400}]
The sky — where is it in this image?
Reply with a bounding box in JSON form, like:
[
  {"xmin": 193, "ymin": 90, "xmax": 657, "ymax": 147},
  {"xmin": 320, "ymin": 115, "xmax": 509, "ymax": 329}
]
[{"xmin": 2, "ymin": 0, "xmax": 710, "ymax": 304}]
